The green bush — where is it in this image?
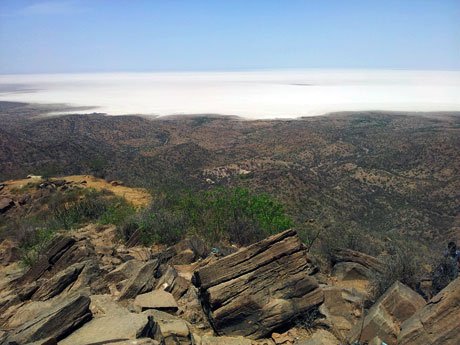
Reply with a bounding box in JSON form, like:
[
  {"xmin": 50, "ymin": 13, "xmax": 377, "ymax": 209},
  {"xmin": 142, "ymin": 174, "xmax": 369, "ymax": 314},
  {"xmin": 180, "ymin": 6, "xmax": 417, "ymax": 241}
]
[
  {"xmin": 368, "ymin": 243, "xmax": 424, "ymax": 302},
  {"xmin": 120, "ymin": 187, "xmax": 294, "ymax": 247}
]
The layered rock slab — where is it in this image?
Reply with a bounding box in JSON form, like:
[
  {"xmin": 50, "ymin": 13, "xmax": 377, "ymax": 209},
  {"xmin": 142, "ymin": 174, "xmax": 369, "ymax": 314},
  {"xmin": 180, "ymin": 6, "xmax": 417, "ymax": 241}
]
[
  {"xmin": 4, "ymin": 293, "xmax": 91, "ymax": 344},
  {"xmin": 193, "ymin": 229, "xmax": 323, "ymax": 339},
  {"xmin": 397, "ymin": 277, "xmax": 460, "ymax": 345},
  {"xmin": 346, "ymin": 281, "xmax": 425, "ymax": 345}
]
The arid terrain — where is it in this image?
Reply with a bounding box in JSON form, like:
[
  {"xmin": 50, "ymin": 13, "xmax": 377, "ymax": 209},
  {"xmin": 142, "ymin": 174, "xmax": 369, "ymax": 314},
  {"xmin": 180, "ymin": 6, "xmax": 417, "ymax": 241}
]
[
  {"xmin": 1, "ymin": 101, "xmax": 459, "ymax": 255},
  {"xmin": 1, "ymin": 101, "xmax": 460, "ymax": 344}
]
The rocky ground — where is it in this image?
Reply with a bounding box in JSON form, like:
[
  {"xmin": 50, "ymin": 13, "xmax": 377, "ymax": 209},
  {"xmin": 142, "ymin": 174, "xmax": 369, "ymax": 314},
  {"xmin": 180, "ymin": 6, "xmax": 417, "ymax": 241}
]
[{"xmin": 0, "ymin": 216, "xmax": 459, "ymax": 345}]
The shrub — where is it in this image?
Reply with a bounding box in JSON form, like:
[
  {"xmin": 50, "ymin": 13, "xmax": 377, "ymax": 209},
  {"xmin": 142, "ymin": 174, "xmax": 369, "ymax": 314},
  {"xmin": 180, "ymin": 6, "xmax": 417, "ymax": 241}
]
[
  {"xmin": 119, "ymin": 187, "xmax": 294, "ymax": 247},
  {"xmin": 368, "ymin": 243, "xmax": 424, "ymax": 302}
]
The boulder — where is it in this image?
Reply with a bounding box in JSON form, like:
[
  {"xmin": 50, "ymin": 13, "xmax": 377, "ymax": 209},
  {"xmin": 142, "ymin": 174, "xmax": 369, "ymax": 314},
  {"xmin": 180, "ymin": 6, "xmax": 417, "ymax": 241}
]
[
  {"xmin": 0, "ymin": 197, "xmax": 14, "ymax": 213},
  {"xmin": 318, "ymin": 285, "xmax": 364, "ymax": 339},
  {"xmin": 331, "ymin": 248, "xmax": 384, "ymax": 274},
  {"xmin": 60, "ymin": 312, "xmax": 155, "ymax": 345},
  {"xmin": 346, "ymin": 281, "xmax": 425, "ymax": 345},
  {"xmin": 31, "ymin": 262, "xmax": 85, "ymax": 301},
  {"xmin": 134, "ymin": 290, "xmax": 178, "ymax": 313},
  {"xmin": 170, "ymin": 237, "xmax": 208, "ymax": 265},
  {"xmin": 397, "ymin": 277, "xmax": 460, "ymax": 345},
  {"xmin": 118, "ymin": 260, "xmax": 160, "ymax": 301},
  {"xmin": 17, "ymin": 236, "xmax": 95, "ymax": 285},
  {"xmin": 0, "ymin": 239, "xmax": 20, "ymax": 266},
  {"xmin": 296, "ymin": 329, "xmax": 340, "ymax": 345},
  {"xmin": 146, "ymin": 309, "xmax": 194, "ymax": 345},
  {"xmin": 156, "ymin": 265, "xmax": 189, "ymax": 300},
  {"xmin": 5, "ymin": 293, "xmax": 91, "ymax": 344},
  {"xmin": 332, "ymin": 262, "xmax": 374, "ymax": 281},
  {"xmin": 197, "ymin": 334, "xmax": 252, "ymax": 345},
  {"xmin": 193, "ymin": 229, "xmax": 323, "ymax": 339}
]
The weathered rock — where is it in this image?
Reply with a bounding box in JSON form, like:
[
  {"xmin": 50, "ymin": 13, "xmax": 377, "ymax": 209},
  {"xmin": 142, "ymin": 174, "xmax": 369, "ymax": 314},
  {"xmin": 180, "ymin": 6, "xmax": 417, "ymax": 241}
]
[
  {"xmin": 156, "ymin": 265, "xmax": 189, "ymax": 300},
  {"xmin": 134, "ymin": 290, "xmax": 178, "ymax": 313},
  {"xmin": 193, "ymin": 229, "xmax": 323, "ymax": 339},
  {"xmin": 369, "ymin": 336, "xmax": 384, "ymax": 345},
  {"xmin": 319, "ymin": 285, "xmax": 363, "ymax": 339},
  {"xmin": 331, "ymin": 248, "xmax": 385, "ymax": 274},
  {"xmin": 170, "ymin": 237, "xmax": 208, "ymax": 265},
  {"xmin": 347, "ymin": 281, "xmax": 425, "ymax": 345},
  {"xmin": 5, "ymin": 294, "xmax": 91, "ymax": 344},
  {"xmin": 60, "ymin": 312, "xmax": 155, "ymax": 345},
  {"xmin": 332, "ymin": 262, "xmax": 373, "ymax": 281},
  {"xmin": 146, "ymin": 309, "xmax": 194, "ymax": 345},
  {"xmin": 296, "ymin": 329, "xmax": 340, "ymax": 345},
  {"xmin": 89, "ymin": 294, "xmax": 130, "ymax": 317},
  {"xmin": 17, "ymin": 236, "xmax": 95, "ymax": 285},
  {"xmin": 0, "ymin": 239, "xmax": 20, "ymax": 266},
  {"xmin": 118, "ymin": 260, "xmax": 160, "ymax": 301},
  {"xmin": 0, "ymin": 197, "xmax": 14, "ymax": 213},
  {"xmin": 106, "ymin": 259, "xmax": 145, "ymax": 284},
  {"xmin": 397, "ymin": 277, "xmax": 460, "ymax": 345},
  {"xmin": 31, "ymin": 262, "xmax": 85, "ymax": 301},
  {"xmin": 197, "ymin": 334, "xmax": 252, "ymax": 345}
]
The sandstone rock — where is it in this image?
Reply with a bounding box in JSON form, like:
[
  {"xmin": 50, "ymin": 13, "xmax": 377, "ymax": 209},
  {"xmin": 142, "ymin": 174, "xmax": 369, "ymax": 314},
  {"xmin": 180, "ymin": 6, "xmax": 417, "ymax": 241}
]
[
  {"xmin": 347, "ymin": 281, "xmax": 425, "ymax": 345},
  {"xmin": 0, "ymin": 197, "xmax": 14, "ymax": 213},
  {"xmin": 318, "ymin": 285, "xmax": 363, "ymax": 339},
  {"xmin": 332, "ymin": 262, "xmax": 373, "ymax": 281},
  {"xmin": 197, "ymin": 334, "xmax": 252, "ymax": 345},
  {"xmin": 331, "ymin": 248, "xmax": 384, "ymax": 274},
  {"xmin": 369, "ymin": 336, "xmax": 384, "ymax": 345},
  {"xmin": 156, "ymin": 265, "xmax": 189, "ymax": 300},
  {"xmin": 31, "ymin": 262, "xmax": 85, "ymax": 301},
  {"xmin": 134, "ymin": 290, "xmax": 178, "ymax": 313},
  {"xmin": 296, "ymin": 329, "xmax": 340, "ymax": 345},
  {"xmin": 118, "ymin": 260, "xmax": 160, "ymax": 301},
  {"xmin": 60, "ymin": 312, "xmax": 155, "ymax": 345},
  {"xmin": 170, "ymin": 237, "xmax": 208, "ymax": 265},
  {"xmin": 193, "ymin": 229, "xmax": 323, "ymax": 339},
  {"xmin": 146, "ymin": 309, "xmax": 194, "ymax": 345},
  {"xmin": 0, "ymin": 240, "xmax": 20, "ymax": 266},
  {"xmin": 5, "ymin": 293, "xmax": 91, "ymax": 344},
  {"xmin": 89, "ymin": 294, "xmax": 130, "ymax": 317},
  {"xmin": 17, "ymin": 236, "xmax": 95, "ymax": 285},
  {"xmin": 397, "ymin": 277, "xmax": 460, "ymax": 345}
]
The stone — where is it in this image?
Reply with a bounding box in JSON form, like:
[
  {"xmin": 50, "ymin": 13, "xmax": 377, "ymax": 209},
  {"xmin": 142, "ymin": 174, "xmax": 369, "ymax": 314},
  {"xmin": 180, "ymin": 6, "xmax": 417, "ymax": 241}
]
[
  {"xmin": 156, "ymin": 265, "xmax": 189, "ymax": 300},
  {"xmin": 89, "ymin": 294, "xmax": 130, "ymax": 317},
  {"xmin": 397, "ymin": 277, "xmax": 460, "ymax": 345},
  {"xmin": 17, "ymin": 236, "xmax": 95, "ymax": 285},
  {"xmin": 332, "ymin": 262, "xmax": 373, "ymax": 281},
  {"xmin": 198, "ymin": 334, "xmax": 252, "ymax": 345},
  {"xmin": 134, "ymin": 290, "xmax": 178, "ymax": 313},
  {"xmin": 60, "ymin": 312, "xmax": 155, "ymax": 345},
  {"xmin": 0, "ymin": 240, "xmax": 20, "ymax": 266},
  {"xmin": 318, "ymin": 285, "xmax": 363, "ymax": 339},
  {"xmin": 193, "ymin": 229, "xmax": 323, "ymax": 339},
  {"xmin": 346, "ymin": 281, "xmax": 425, "ymax": 345},
  {"xmin": 146, "ymin": 309, "xmax": 193, "ymax": 345},
  {"xmin": 118, "ymin": 260, "xmax": 160, "ymax": 301},
  {"xmin": 369, "ymin": 336, "xmax": 384, "ymax": 345},
  {"xmin": 170, "ymin": 237, "xmax": 208, "ymax": 265},
  {"xmin": 5, "ymin": 294, "xmax": 91, "ymax": 344},
  {"xmin": 0, "ymin": 197, "xmax": 14, "ymax": 213},
  {"xmin": 331, "ymin": 248, "xmax": 385, "ymax": 274},
  {"xmin": 31, "ymin": 262, "xmax": 85, "ymax": 301},
  {"xmin": 296, "ymin": 329, "xmax": 340, "ymax": 345}
]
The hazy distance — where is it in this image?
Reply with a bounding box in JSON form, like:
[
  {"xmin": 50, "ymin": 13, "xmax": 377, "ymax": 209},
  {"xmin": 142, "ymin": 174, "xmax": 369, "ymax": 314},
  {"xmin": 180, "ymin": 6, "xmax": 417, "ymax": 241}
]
[{"xmin": 1, "ymin": 69, "xmax": 459, "ymax": 119}]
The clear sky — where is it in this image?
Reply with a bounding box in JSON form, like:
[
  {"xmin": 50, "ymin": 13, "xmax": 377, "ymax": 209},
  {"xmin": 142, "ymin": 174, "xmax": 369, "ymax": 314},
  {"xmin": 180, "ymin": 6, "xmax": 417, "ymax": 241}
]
[{"xmin": 0, "ymin": 0, "xmax": 459, "ymax": 74}]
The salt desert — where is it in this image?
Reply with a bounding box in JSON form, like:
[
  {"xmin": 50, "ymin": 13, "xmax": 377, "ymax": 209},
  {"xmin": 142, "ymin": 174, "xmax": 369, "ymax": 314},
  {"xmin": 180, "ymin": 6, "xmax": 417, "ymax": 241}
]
[{"xmin": 1, "ymin": 69, "xmax": 459, "ymax": 119}]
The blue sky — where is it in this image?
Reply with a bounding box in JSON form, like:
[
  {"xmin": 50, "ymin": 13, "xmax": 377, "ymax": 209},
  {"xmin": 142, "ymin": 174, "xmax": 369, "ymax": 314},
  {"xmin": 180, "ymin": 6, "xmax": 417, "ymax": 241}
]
[{"xmin": 0, "ymin": 0, "xmax": 459, "ymax": 73}]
